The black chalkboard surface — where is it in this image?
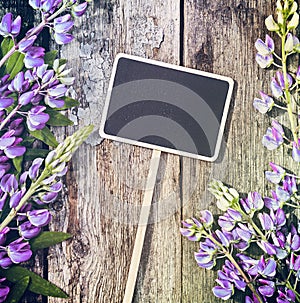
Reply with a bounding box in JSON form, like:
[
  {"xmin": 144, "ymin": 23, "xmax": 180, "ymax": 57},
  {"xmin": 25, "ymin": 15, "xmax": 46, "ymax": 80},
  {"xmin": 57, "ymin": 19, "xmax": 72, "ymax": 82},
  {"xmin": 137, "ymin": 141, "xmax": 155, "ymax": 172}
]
[{"xmin": 100, "ymin": 54, "xmax": 234, "ymax": 161}]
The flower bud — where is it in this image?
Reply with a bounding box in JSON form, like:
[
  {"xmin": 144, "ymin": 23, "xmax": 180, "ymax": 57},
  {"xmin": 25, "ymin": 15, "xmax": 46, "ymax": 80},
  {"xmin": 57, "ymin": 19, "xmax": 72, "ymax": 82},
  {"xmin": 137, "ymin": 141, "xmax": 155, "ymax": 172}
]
[
  {"xmin": 288, "ymin": 12, "xmax": 299, "ymax": 30},
  {"xmin": 265, "ymin": 15, "xmax": 280, "ymax": 31}
]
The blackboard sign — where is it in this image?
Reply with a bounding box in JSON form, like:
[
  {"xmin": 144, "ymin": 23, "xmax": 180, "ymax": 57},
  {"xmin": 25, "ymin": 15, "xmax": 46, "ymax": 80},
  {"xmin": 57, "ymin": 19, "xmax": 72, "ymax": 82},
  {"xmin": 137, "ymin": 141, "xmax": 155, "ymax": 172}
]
[{"xmin": 100, "ymin": 54, "xmax": 234, "ymax": 161}]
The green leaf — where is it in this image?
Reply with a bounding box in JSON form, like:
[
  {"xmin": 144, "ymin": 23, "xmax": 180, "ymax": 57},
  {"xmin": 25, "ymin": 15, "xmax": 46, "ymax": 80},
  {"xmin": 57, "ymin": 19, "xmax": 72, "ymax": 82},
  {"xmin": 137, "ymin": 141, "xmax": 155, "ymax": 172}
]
[
  {"xmin": 49, "ymin": 95, "xmax": 80, "ymax": 112},
  {"xmin": 45, "ymin": 109, "xmax": 74, "ymax": 126},
  {"xmin": 44, "ymin": 50, "xmax": 58, "ymax": 67},
  {"xmin": 1, "ymin": 37, "xmax": 14, "ymax": 57},
  {"xmin": 5, "ymin": 51, "xmax": 25, "ymax": 79},
  {"xmin": 5, "ymin": 276, "xmax": 30, "ymax": 303},
  {"xmin": 0, "ymin": 266, "xmax": 68, "ymax": 298},
  {"xmin": 12, "ymin": 155, "xmax": 23, "ymax": 173},
  {"xmin": 57, "ymin": 96, "xmax": 80, "ymax": 110},
  {"xmin": 25, "ymin": 148, "xmax": 49, "ymax": 161},
  {"xmin": 29, "ymin": 126, "xmax": 58, "ymax": 148},
  {"xmin": 30, "ymin": 231, "xmax": 72, "ymax": 252}
]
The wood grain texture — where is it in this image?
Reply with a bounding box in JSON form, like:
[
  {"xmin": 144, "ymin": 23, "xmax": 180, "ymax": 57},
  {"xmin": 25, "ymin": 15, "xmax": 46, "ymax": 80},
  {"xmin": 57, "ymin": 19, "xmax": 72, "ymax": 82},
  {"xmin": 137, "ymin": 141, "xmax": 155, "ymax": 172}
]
[{"xmin": 48, "ymin": 1, "xmax": 181, "ymax": 302}]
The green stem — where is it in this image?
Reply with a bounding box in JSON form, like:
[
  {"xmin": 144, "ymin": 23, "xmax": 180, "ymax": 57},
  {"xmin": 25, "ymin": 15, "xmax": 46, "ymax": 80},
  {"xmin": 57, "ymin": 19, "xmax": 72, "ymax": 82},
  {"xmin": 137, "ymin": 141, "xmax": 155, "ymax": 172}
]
[
  {"xmin": 0, "ymin": 166, "xmax": 51, "ymax": 232},
  {"xmin": 0, "ymin": 104, "xmax": 21, "ymax": 131},
  {"xmin": 0, "ymin": 3, "xmax": 68, "ymax": 70},
  {"xmin": 281, "ymin": 32, "xmax": 298, "ymax": 142},
  {"xmin": 203, "ymin": 230, "xmax": 264, "ymax": 303}
]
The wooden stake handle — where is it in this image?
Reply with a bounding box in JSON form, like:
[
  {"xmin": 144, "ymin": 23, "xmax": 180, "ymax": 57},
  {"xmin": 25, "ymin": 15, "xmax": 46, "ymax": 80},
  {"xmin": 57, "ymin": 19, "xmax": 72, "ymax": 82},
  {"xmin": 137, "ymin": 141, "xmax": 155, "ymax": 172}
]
[{"xmin": 122, "ymin": 149, "xmax": 161, "ymax": 303}]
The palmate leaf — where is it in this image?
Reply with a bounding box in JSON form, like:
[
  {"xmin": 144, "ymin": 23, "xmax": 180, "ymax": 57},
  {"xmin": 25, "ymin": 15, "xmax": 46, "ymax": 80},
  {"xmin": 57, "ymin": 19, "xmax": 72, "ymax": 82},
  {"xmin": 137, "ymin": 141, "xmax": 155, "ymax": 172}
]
[
  {"xmin": 45, "ymin": 109, "xmax": 74, "ymax": 126},
  {"xmin": 29, "ymin": 126, "xmax": 58, "ymax": 148},
  {"xmin": 0, "ymin": 266, "xmax": 68, "ymax": 298},
  {"xmin": 5, "ymin": 276, "xmax": 30, "ymax": 303},
  {"xmin": 30, "ymin": 231, "xmax": 72, "ymax": 252}
]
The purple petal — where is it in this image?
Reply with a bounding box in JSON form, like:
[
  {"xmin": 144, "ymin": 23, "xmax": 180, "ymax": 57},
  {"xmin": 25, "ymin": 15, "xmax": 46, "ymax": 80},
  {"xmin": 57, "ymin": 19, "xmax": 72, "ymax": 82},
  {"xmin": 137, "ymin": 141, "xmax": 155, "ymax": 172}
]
[
  {"xmin": 46, "ymin": 97, "xmax": 65, "ymax": 108},
  {"xmin": 270, "ymin": 77, "xmax": 283, "ymax": 98},
  {"xmin": 212, "ymin": 285, "xmax": 233, "ymax": 300},
  {"xmin": 29, "ymin": 158, "xmax": 44, "ymax": 180},
  {"xmin": 28, "ymin": 209, "xmax": 51, "ymax": 227},
  {"xmin": 72, "ymin": 2, "xmax": 88, "ymax": 17},
  {"xmin": 9, "ymin": 189, "xmax": 25, "ymax": 208},
  {"xmin": 18, "ymin": 91, "xmax": 34, "ymax": 106},
  {"xmin": 0, "ymin": 13, "xmax": 12, "ymax": 36},
  {"xmin": 291, "ymin": 235, "xmax": 300, "ymax": 251},
  {"xmin": 256, "ymin": 53, "xmax": 273, "ymax": 68},
  {"xmin": 0, "ymin": 137, "xmax": 15, "ymax": 149},
  {"xmin": 263, "ymin": 259, "xmax": 276, "ymax": 277},
  {"xmin": 19, "ymin": 35, "xmax": 37, "ymax": 52},
  {"xmin": 265, "ymin": 34, "xmax": 275, "ymax": 51},
  {"xmin": 5, "ymin": 146, "xmax": 26, "ymax": 158},
  {"xmin": 29, "ymin": 0, "xmax": 41, "ymax": 9},
  {"xmin": 255, "ymin": 38, "xmax": 271, "ymax": 55},
  {"xmin": 11, "ymin": 15, "xmax": 21, "ymax": 36},
  {"xmin": 292, "ymin": 140, "xmax": 300, "ymax": 162},
  {"xmin": 54, "ymin": 20, "xmax": 74, "ymax": 34},
  {"xmin": 54, "ymin": 32, "xmax": 74, "ymax": 45},
  {"xmin": 19, "ymin": 221, "xmax": 41, "ymax": 239},
  {"xmin": 0, "ymin": 97, "xmax": 14, "ymax": 110},
  {"xmin": 7, "ymin": 238, "xmax": 32, "ymax": 263}
]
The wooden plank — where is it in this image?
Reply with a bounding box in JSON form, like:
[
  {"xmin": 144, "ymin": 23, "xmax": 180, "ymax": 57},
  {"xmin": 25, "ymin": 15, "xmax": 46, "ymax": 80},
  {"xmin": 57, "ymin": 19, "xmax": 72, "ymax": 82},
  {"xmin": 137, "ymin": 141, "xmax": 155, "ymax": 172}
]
[
  {"xmin": 182, "ymin": 1, "xmax": 295, "ymax": 302},
  {"xmin": 48, "ymin": 1, "xmax": 181, "ymax": 302}
]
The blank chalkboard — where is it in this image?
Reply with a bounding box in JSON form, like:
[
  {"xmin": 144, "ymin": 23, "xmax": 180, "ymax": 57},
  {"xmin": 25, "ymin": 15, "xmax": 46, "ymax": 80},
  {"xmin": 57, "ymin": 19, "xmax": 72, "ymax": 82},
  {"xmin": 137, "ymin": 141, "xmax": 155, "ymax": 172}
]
[{"xmin": 100, "ymin": 54, "xmax": 234, "ymax": 161}]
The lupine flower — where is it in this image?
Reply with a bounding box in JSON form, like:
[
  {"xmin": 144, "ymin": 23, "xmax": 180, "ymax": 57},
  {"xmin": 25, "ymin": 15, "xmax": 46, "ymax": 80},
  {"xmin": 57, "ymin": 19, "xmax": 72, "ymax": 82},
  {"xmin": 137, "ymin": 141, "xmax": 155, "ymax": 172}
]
[
  {"xmin": 0, "ymin": 227, "xmax": 9, "ymax": 246},
  {"xmin": 276, "ymin": 288, "xmax": 296, "ymax": 303},
  {"xmin": 265, "ymin": 162, "xmax": 286, "ymax": 184},
  {"xmin": 0, "ymin": 251, "xmax": 12, "ymax": 269},
  {"xmin": 209, "ymin": 180, "xmax": 239, "ymax": 211},
  {"xmin": 18, "ymin": 91, "xmax": 34, "ymax": 106},
  {"xmin": 0, "ymin": 174, "xmax": 18, "ymax": 194},
  {"xmin": 24, "ymin": 46, "xmax": 45, "ymax": 68},
  {"xmin": 0, "ymin": 13, "xmax": 21, "ymax": 37},
  {"xmin": 240, "ymin": 192, "xmax": 264, "ymax": 215},
  {"xmin": 0, "ymin": 97, "xmax": 14, "ymax": 110},
  {"xmin": 245, "ymin": 294, "xmax": 261, "ymax": 303},
  {"xmin": 7, "ymin": 238, "xmax": 32, "ymax": 263},
  {"xmin": 8, "ymin": 71, "xmax": 29, "ymax": 93},
  {"xmin": 217, "ymin": 260, "xmax": 246, "ymax": 291},
  {"xmin": 27, "ymin": 209, "xmax": 51, "ymax": 227},
  {"xmin": 255, "ymin": 53, "xmax": 273, "ymax": 68},
  {"xmin": 29, "ymin": 158, "xmax": 44, "ymax": 180},
  {"xmin": 292, "ymin": 139, "xmax": 300, "ymax": 162},
  {"xmin": 271, "ymin": 76, "xmax": 283, "ymax": 98},
  {"xmin": 218, "ymin": 208, "xmax": 242, "ymax": 231},
  {"xmin": 72, "ymin": 2, "xmax": 88, "ymax": 17},
  {"xmin": 255, "ymin": 35, "xmax": 274, "ymax": 56},
  {"xmin": 53, "ymin": 14, "xmax": 74, "ymax": 45},
  {"xmin": 19, "ymin": 221, "xmax": 41, "ymax": 239},
  {"xmin": 265, "ymin": 15, "xmax": 280, "ymax": 32},
  {"xmin": 180, "ymin": 217, "xmax": 203, "ymax": 241},
  {"xmin": 289, "ymin": 253, "xmax": 300, "ymax": 272},
  {"xmin": 258, "ymin": 209, "xmax": 286, "ymax": 231},
  {"xmin": 253, "ymin": 91, "xmax": 274, "ymax": 114},
  {"xmin": 257, "ymin": 279, "xmax": 275, "ymax": 297},
  {"xmin": 0, "ymin": 131, "xmax": 26, "ymax": 159},
  {"xmin": 296, "ymin": 66, "xmax": 300, "ymax": 83},
  {"xmin": 27, "ymin": 106, "xmax": 49, "ymax": 131},
  {"xmin": 284, "ymin": 33, "xmax": 296, "ymax": 52},
  {"xmin": 262, "ymin": 120, "xmax": 284, "ymax": 150},
  {"xmin": 19, "ymin": 35, "xmax": 37, "ymax": 53},
  {"xmin": 0, "ymin": 278, "xmax": 9, "ymax": 303},
  {"xmin": 283, "ymin": 176, "xmax": 297, "ymax": 194},
  {"xmin": 212, "ymin": 279, "xmax": 234, "ymax": 300},
  {"xmin": 9, "ymin": 188, "xmax": 25, "ymax": 208},
  {"xmin": 194, "ymin": 238, "xmax": 218, "ymax": 269}
]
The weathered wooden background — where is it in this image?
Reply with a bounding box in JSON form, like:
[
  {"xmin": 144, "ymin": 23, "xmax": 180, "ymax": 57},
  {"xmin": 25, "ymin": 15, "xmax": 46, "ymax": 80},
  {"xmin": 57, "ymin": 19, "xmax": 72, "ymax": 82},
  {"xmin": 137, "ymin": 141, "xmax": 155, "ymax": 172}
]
[{"xmin": 1, "ymin": 0, "xmax": 297, "ymax": 302}]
